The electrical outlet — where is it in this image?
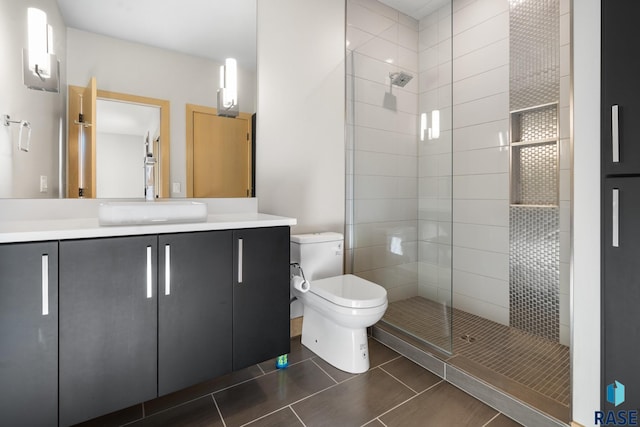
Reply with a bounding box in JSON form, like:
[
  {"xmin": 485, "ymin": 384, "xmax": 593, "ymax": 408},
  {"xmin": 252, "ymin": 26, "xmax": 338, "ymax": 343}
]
[
  {"xmin": 40, "ymin": 175, "xmax": 48, "ymax": 193},
  {"xmin": 172, "ymin": 182, "xmax": 181, "ymax": 194}
]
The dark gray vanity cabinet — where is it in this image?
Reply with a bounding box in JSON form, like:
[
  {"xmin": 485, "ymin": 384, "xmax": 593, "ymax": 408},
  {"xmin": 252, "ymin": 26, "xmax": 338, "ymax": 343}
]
[
  {"xmin": 601, "ymin": 0, "xmax": 640, "ymax": 411},
  {"xmin": 0, "ymin": 241, "xmax": 58, "ymax": 427},
  {"xmin": 158, "ymin": 231, "xmax": 233, "ymax": 396},
  {"xmin": 59, "ymin": 235, "xmax": 158, "ymax": 427},
  {"xmin": 602, "ymin": 178, "xmax": 640, "ymax": 410},
  {"xmin": 232, "ymin": 226, "xmax": 290, "ymax": 370}
]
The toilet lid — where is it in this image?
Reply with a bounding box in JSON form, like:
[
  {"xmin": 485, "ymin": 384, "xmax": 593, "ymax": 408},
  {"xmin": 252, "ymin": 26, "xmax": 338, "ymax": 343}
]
[{"xmin": 309, "ymin": 274, "xmax": 387, "ymax": 309}]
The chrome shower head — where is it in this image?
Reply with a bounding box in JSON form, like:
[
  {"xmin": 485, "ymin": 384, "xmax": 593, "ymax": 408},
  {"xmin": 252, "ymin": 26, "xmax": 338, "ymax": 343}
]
[{"xmin": 389, "ymin": 71, "xmax": 413, "ymax": 87}]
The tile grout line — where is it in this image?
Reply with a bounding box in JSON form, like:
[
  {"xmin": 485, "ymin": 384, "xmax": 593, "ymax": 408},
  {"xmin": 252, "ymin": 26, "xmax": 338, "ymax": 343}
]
[
  {"xmin": 309, "ymin": 358, "xmax": 340, "ymax": 385},
  {"xmin": 370, "ymin": 379, "xmax": 445, "ymax": 422},
  {"xmin": 378, "ymin": 365, "xmax": 419, "ymax": 394},
  {"xmin": 481, "ymin": 412, "xmax": 502, "ymax": 427},
  {"xmin": 289, "ymin": 405, "xmax": 308, "ymax": 427},
  {"xmin": 211, "ymin": 394, "xmax": 227, "ymax": 427}
]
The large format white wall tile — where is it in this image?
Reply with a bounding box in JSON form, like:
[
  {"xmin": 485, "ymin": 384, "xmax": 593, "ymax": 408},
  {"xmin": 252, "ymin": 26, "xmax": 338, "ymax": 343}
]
[
  {"xmin": 454, "ymin": 246, "xmax": 509, "ymax": 281},
  {"xmin": 453, "ymin": 92, "xmax": 508, "ymax": 128},
  {"xmin": 454, "ymin": 269, "xmax": 509, "ymax": 308},
  {"xmin": 355, "ymin": 198, "xmax": 418, "ymax": 223},
  {"xmin": 453, "ymin": 11, "xmax": 508, "ymax": 58},
  {"xmin": 453, "ymin": 174, "xmax": 509, "ymax": 200},
  {"xmin": 453, "ymin": 147, "xmax": 509, "ymax": 175},
  {"xmin": 453, "ymin": 0, "xmax": 509, "ymax": 35},
  {"xmin": 453, "ymin": 199, "xmax": 509, "ymax": 227},
  {"xmin": 453, "ymin": 119, "xmax": 509, "ymax": 152},
  {"xmin": 453, "ymin": 292, "xmax": 509, "ymax": 325},
  {"xmin": 453, "ymin": 222, "xmax": 509, "ymax": 253},
  {"xmin": 453, "ymin": 38, "xmax": 508, "ymax": 82},
  {"xmin": 348, "ymin": 2, "xmax": 396, "ymax": 37},
  {"xmin": 453, "ymin": 65, "xmax": 508, "ymax": 105}
]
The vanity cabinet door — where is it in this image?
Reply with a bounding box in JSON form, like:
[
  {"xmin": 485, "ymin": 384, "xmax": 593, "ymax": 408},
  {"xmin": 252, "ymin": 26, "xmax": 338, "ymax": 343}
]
[
  {"xmin": 158, "ymin": 231, "xmax": 233, "ymax": 396},
  {"xmin": 232, "ymin": 226, "xmax": 290, "ymax": 370},
  {"xmin": 0, "ymin": 241, "xmax": 58, "ymax": 427},
  {"xmin": 59, "ymin": 235, "xmax": 158, "ymax": 427}
]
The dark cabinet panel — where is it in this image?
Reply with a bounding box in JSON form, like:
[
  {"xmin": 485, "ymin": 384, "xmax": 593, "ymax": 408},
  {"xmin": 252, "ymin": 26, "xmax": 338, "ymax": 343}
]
[
  {"xmin": 603, "ymin": 178, "xmax": 640, "ymax": 410},
  {"xmin": 601, "ymin": 1, "xmax": 640, "ymax": 175},
  {"xmin": 232, "ymin": 227, "xmax": 290, "ymax": 370},
  {"xmin": 158, "ymin": 231, "xmax": 233, "ymax": 396},
  {"xmin": 59, "ymin": 236, "xmax": 158, "ymax": 426},
  {"xmin": 0, "ymin": 241, "xmax": 58, "ymax": 427}
]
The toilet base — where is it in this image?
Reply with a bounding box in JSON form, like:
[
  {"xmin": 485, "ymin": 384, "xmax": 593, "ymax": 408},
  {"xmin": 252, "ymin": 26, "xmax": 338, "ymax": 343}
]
[{"xmin": 301, "ymin": 306, "xmax": 370, "ymax": 374}]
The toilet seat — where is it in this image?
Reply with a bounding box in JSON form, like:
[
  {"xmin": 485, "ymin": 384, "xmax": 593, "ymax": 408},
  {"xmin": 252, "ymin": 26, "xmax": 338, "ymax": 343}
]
[{"xmin": 309, "ymin": 274, "xmax": 387, "ymax": 309}]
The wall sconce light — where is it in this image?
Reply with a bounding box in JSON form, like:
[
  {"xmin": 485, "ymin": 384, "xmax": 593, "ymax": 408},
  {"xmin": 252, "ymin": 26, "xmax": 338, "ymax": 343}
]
[
  {"xmin": 421, "ymin": 110, "xmax": 441, "ymax": 141},
  {"xmin": 23, "ymin": 7, "xmax": 59, "ymax": 92},
  {"xmin": 217, "ymin": 58, "xmax": 239, "ymax": 117}
]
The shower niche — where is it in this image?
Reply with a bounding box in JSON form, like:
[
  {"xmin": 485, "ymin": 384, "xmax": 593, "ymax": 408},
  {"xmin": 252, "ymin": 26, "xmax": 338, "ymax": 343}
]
[{"xmin": 510, "ymin": 103, "xmax": 559, "ymax": 206}]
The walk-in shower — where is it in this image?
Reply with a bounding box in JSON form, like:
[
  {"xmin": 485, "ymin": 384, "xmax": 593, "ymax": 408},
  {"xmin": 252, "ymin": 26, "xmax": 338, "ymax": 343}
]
[{"xmin": 346, "ymin": 0, "xmax": 571, "ymax": 424}]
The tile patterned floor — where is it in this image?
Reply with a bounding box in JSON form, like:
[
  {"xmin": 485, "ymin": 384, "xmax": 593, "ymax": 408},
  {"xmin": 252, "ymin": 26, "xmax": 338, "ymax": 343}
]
[
  {"xmin": 77, "ymin": 338, "xmax": 523, "ymax": 427},
  {"xmin": 383, "ymin": 296, "xmax": 570, "ymax": 406}
]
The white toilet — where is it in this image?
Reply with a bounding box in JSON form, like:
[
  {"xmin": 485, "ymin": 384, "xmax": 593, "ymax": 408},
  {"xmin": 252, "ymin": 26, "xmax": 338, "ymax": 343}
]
[{"xmin": 291, "ymin": 232, "xmax": 388, "ymax": 374}]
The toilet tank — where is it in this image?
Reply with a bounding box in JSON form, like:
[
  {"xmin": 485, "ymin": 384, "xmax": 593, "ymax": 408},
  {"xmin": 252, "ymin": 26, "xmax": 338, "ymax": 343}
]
[{"xmin": 290, "ymin": 232, "xmax": 344, "ymax": 280}]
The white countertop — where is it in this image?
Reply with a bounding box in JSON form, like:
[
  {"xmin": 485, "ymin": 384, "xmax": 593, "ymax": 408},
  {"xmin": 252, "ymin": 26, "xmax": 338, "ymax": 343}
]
[{"xmin": 0, "ymin": 212, "xmax": 297, "ymax": 243}]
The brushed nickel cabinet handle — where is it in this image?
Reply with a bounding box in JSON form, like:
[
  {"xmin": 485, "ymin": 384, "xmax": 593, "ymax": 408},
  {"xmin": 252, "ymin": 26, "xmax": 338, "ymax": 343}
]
[
  {"xmin": 146, "ymin": 246, "xmax": 153, "ymax": 298},
  {"xmin": 238, "ymin": 238, "xmax": 243, "ymax": 284},
  {"xmin": 612, "ymin": 105, "xmax": 620, "ymax": 163},
  {"xmin": 42, "ymin": 255, "xmax": 49, "ymax": 316},
  {"xmin": 165, "ymin": 244, "xmax": 171, "ymax": 296},
  {"xmin": 613, "ymin": 188, "xmax": 619, "ymax": 248}
]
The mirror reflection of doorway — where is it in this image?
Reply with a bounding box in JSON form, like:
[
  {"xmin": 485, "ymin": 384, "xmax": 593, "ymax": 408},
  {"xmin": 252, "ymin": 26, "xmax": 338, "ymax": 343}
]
[
  {"xmin": 186, "ymin": 104, "xmax": 253, "ymax": 198},
  {"xmin": 96, "ymin": 100, "xmax": 160, "ymax": 198},
  {"xmin": 67, "ymin": 80, "xmax": 170, "ymax": 198}
]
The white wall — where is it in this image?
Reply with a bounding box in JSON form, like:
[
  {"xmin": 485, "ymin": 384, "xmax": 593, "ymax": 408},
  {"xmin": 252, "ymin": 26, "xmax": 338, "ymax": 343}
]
[
  {"xmin": 67, "ymin": 29, "xmax": 256, "ymax": 198},
  {"xmin": 572, "ymin": 0, "xmax": 601, "ymax": 423},
  {"xmin": 96, "ymin": 133, "xmax": 145, "ymax": 198},
  {"xmin": 256, "ymin": 0, "xmax": 346, "ymax": 234},
  {"xmin": 346, "ymin": 0, "xmax": 420, "ymax": 302},
  {"xmin": 0, "ymin": 0, "xmax": 66, "ymax": 198}
]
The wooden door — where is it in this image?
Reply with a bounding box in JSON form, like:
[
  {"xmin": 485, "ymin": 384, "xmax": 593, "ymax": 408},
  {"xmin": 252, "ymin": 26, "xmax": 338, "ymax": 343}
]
[
  {"xmin": 186, "ymin": 104, "xmax": 252, "ymax": 198},
  {"xmin": 68, "ymin": 77, "xmax": 97, "ymax": 198}
]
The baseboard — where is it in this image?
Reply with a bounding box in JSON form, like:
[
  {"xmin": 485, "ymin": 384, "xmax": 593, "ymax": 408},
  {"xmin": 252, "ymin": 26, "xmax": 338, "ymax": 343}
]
[
  {"xmin": 571, "ymin": 422, "xmax": 584, "ymax": 427},
  {"xmin": 290, "ymin": 316, "xmax": 303, "ymax": 337}
]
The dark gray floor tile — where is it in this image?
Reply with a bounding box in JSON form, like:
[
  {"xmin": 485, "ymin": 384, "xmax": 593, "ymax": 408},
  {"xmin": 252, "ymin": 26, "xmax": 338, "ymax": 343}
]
[
  {"xmin": 258, "ymin": 337, "xmax": 316, "ymax": 374},
  {"xmin": 73, "ymin": 404, "xmax": 142, "ymax": 427},
  {"xmin": 368, "ymin": 338, "xmax": 401, "ymax": 368},
  {"xmin": 244, "ymin": 407, "xmax": 304, "ymax": 427},
  {"xmin": 292, "ymin": 368, "xmax": 415, "ymax": 427},
  {"xmin": 310, "ymin": 356, "xmax": 356, "ymax": 383},
  {"xmin": 214, "ymin": 360, "xmax": 335, "ymax": 427},
  {"xmin": 362, "ymin": 419, "xmax": 386, "ymax": 426},
  {"xmin": 486, "ymin": 414, "xmax": 524, "ymax": 427},
  {"xmin": 129, "ymin": 396, "xmax": 223, "ymax": 427},
  {"xmin": 380, "ymin": 382, "xmax": 498, "ymax": 427},
  {"xmin": 144, "ymin": 365, "xmax": 263, "ymax": 416},
  {"xmin": 379, "ymin": 356, "xmax": 442, "ymax": 393}
]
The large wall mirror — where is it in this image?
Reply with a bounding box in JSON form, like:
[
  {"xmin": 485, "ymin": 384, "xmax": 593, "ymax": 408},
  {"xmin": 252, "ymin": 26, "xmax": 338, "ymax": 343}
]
[{"xmin": 0, "ymin": 0, "xmax": 256, "ymax": 199}]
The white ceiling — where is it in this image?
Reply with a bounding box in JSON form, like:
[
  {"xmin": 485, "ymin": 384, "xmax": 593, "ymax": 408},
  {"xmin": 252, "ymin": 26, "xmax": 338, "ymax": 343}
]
[
  {"xmin": 56, "ymin": 0, "xmax": 257, "ymax": 70},
  {"xmin": 379, "ymin": 0, "xmax": 450, "ymax": 19}
]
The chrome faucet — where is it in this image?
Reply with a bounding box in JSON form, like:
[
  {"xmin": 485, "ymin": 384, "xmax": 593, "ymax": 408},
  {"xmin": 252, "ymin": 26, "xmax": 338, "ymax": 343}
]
[{"xmin": 144, "ymin": 136, "xmax": 156, "ymax": 201}]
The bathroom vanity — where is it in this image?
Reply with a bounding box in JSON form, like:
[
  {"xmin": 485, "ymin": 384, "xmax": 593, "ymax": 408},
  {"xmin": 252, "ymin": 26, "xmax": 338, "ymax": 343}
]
[{"xmin": 0, "ymin": 203, "xmax": 295, "ymax": 426}]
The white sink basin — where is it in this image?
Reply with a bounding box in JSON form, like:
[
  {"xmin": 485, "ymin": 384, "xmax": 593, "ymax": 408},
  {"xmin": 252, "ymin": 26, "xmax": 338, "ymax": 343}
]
[{"xmin": 98, "ymin": 201, "xmax": 208, "ymax": 226}]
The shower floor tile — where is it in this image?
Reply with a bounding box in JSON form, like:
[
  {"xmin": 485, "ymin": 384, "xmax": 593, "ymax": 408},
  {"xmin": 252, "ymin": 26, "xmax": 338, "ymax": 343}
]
[{"xmin": 382, "ymin": 296, "xmax": 570, "ymax": 408}]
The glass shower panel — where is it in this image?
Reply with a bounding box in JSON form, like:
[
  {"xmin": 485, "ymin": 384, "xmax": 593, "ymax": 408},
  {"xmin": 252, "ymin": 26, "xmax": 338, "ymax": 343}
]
[{"xmin": 346, "ymin": 0, "xmax": 453, "ymax": 354}]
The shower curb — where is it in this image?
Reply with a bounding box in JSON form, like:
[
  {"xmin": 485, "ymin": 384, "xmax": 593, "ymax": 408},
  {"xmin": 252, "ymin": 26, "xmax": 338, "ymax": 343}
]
[{"xmin": 371, "ymin": 326, "xmax": 570, "ymax": 427}]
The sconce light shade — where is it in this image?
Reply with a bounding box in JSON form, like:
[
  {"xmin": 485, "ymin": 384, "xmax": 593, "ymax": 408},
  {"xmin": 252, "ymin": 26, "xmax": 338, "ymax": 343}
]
[
  {"xmin": 23, "ymin": 7, "xmax": 59, "ymax": 92},
  {"xmin": 28, "ymin": 8, "xmax": 50, "ymax": 78},
  {"xmin": 217, "ymin": 58, "xmax": 239, "ymax": 117}
]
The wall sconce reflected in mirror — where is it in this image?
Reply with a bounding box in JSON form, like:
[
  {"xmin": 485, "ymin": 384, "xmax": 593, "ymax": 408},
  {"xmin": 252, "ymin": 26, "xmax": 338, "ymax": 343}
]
[
  {"xmin": 23, "ymin": 7, "xmax": 59, "ymax": 92},
  {"xmin": 217, "ymin": 58, "xmax": 239, "ymax": 117},
  {"xmin": 420, "ymin": 110, "xmax": 441, "ymax": 142}
]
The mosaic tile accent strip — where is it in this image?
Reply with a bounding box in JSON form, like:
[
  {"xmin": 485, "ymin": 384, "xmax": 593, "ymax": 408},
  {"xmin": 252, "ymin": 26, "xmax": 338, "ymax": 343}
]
[
  {"xmin": 509, "ymin": 205, "xmax": 560, "ymax": 341},
  {"xmin": 509, "ymin": 0, "xmax": 560, "ymax": 111},
  {"xmin": 382, "ymin": 296, "xmax": 570, "ymax": 406}
]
